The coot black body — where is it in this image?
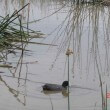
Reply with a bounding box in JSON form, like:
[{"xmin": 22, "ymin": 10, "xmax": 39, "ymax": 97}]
[{"xmin": 42, "ymin": 81, "xmax": 68, "ymax": 91}]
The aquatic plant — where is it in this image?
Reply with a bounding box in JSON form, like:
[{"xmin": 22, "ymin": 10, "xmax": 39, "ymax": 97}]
[{"xmin": 0, "ymin": 3, "xmax": 44, "ymax": 62}]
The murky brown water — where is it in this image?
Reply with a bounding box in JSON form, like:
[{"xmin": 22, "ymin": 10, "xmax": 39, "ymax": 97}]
[{"xmin": 0, "ymin": 0, "xmax": 110, "ymax": 110}]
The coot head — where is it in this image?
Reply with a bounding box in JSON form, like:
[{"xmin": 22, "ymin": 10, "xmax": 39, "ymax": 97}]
[{"xmin": 62, "ymin": 81, "xmax": 68, "ymax": 88}]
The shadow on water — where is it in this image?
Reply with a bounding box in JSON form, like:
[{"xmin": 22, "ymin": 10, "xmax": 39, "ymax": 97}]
[{"xmin": 42, "ymin": 90, "xmax": 68, "ymax": 97}]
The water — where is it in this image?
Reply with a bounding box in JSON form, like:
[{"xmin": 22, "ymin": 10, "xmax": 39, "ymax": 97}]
[{"xmin": 0, "ymin": 0, "xmax": 110, "ymax": 110}]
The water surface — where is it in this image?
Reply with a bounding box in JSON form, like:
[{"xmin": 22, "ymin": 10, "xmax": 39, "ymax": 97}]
[{"xmin": 0, "ymin": 0, "xmax": 110, "ymax": 110}]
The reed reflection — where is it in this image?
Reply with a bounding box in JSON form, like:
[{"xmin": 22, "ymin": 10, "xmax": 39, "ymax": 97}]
[{"xmin": 0, "ymin": 4, "xmax": 43, "ymax": 106}]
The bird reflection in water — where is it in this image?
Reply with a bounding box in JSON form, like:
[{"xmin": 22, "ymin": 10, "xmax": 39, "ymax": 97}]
[{"xmin": 42, "ymin": 89, "xmax": 68, "ymax": 97}]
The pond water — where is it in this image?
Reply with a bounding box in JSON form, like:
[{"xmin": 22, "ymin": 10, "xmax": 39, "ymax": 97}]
[{"xmin": 0, "ymin": 0, "xmax": 110, "ymax": 110}]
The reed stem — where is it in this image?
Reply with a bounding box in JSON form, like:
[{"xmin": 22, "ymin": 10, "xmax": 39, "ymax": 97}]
[{"xmin": 68, "ymin": 54, "xmax": 70, "ymax": 110}]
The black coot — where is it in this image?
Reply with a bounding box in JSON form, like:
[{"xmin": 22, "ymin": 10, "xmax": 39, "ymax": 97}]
[{"xmin": 42, "ymin": 81, "xmax": 68, "ymax": 91}]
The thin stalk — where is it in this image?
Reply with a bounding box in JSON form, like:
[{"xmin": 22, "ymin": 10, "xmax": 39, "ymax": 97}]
[
  {"xmin": 96, "ymin": 57, "xmax": 104, "ymax": 110},
  {"xmin": 68, "ymin": 54, "xmax": 70, "ymax": 110},
  {"xmin": 106, "ymin": 85, "xmax": 107, "ymax": 110},
  {"xmin": 98, "ymin": 72, "xmax": 104, "ymax": 110},
  {"xmin": 49, "ymin": 95, "xmax": 54, "ymax": 110}
]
